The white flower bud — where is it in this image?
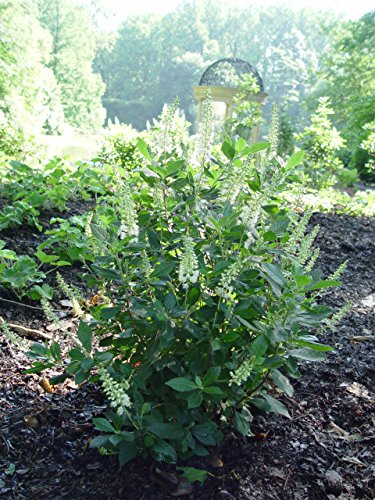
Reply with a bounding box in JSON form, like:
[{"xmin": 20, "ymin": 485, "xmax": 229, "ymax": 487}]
[
  {"xmin": 99, "ymin": 368, "xmax": 131, "ymax": 415},
  {"xmin": 117, "ymin": 183, "xmax": 139, "ymax": 240},
  {"xmin": 178, "ymin": 237, "xmax": 200, "ymax": 289}
]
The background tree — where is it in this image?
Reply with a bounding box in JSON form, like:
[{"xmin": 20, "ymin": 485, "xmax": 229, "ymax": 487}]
[
  {"xmin": 96, "ymin": 1, "xmax": 339, "ymax": 132},
  {"xmin": 0, "ymin": 0, "xmax": 62, "ymax": 155},
  {"xmin": 37, "ymin": 0, "xmax": 106, "ymax": 133},
  {"xmin": 311, "ymin": 10, "xmax": 375, "ymax": 179}
]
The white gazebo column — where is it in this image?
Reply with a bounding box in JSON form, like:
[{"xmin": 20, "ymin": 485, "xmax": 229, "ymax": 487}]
[{"xmin": 224, "ymin": 101, "xmax": 233, "ymax": 120}]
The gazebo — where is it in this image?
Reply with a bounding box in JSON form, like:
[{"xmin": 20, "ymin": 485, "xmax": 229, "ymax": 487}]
[{"xmin": 193, "ymin": 57, "xmax": 268, "ymax": 141}]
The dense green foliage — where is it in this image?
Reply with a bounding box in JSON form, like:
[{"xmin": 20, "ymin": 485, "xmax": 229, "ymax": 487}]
[{"xmin": 311, "ymin": 10, "xmax": 375, "ymax": 179}]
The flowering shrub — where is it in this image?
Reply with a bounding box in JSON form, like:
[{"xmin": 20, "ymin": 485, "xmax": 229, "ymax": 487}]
[
  {"xmin": 27, "ymin": 103, "xmax": 345, "ymax": 468},
  {"xmin": 97, "ymin": 119, "xmax": 143, "ymax": 170}
]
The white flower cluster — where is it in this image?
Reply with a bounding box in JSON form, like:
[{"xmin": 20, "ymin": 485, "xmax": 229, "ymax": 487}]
[
  {"xmin": 197, "ymin": 91, "xmax": 214, "ymax": 166},
  {"xmin": 220, "ymin": 160, "xmax": 250, "ymax": 205},
  {"xmin": 118, "ymin": 183, "xmax": 139, "ymax": 240},
  {"xmin": 140, "ymin": 250, "xmax": 152, "ymax": 278},
  {"xmin": 267, "ymin": 103, "xmax": 279, "ymax": 160},
  {"xmin": 240, "ymin": 204, "xmax": 261, "ymax": 245},
  {"xmin": 153, "ymin": 184, "xmax": 164, "ymax": 213},
  {"xmin": 304, "ymin": 247, "xmax": 320, "ymax": 273},
  {"xmin": 320, "ymin": 302, "xmax": 352, "ymax": 333},
  {"xmin": 84, "ymin": 212, "xmax": 94, "ymax": 238},
  {"xmin": 99, "ymin": 368, "xmax": 131, "ymax": 416},
  {"xmin": 328, "ymin": 260, "xmax": 349, "ymax": 281},
  {"xmin": 215, "ymin": 257, "xmax": 243, "ymax": 299},
  {"xmin": 297, "ymin": 224, "xmax": 320, "ymax": 266},
  {"xmin": 0, "ymin": 318, "xmax": 27, "ymax": 350},
  {"xmin": 56, "ymin": 272, "xmax": 84, "ymax": 318},
  {"xmin": 150, "ymin": 99, "xmax": 188, "ymax": 158},
  {"xmin": 229, "ymin": 355, "xmax": 256, "ymax": 386},
  {"xmin": 284, "ymin": 210, "xmax": 312, "ymax": 256},
  {"xmin": 178, "ymin": 237, "xmax": 199, "ymax": 288},
  {"xmin": 41, "ymin": 298, "xmax": 62, "ymax": 329}
]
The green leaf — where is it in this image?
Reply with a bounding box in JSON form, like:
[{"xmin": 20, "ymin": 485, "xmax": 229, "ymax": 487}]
[
  {"xmin": 192, "ymin": 422, "xmax": 220, "ymax": 446},
  {"xmin": 194, "ymin": 445, "xmax": 209, "ymax": 457},
  {"xmin": 186, "ymin": 286, "xmax": 200, "ymax": 307},
  {"xmin": 91, "ymin": 264, "xmax": 121, "ymax": 281},
  {"xmin": 221, "ymin": 331, "xmax": 241, "ymax": 343},
  {"xmin": 100, "ymin": 306, "xmax": 122, "ymax": 319},
  {"xmin": 262, "ymin": 204, "xmax": 279, "ymax": 214},
  {"xmin": 294, "ymin": 275, "xmax": 312, "ymax": 288},
  {"xmin": 221, "ymin": 141, "xmax": 235, "ymax": 160},
  {"xmin": 203, "ymin": 366, "xmax": 221, "ymax": 386},
  {"xmin": 68, "ymin": 347, "xmax": 85, "ymax": 361},
  {"xmin": 165, "ymin": 377, "xmax": 198, "ymax": 392},
  {"xmin": 0, "ymin": 249, "xmax": 17, "ymax": 260},
  {"xmin": 146, "ymin": 229, "xmax": 161, "ymax": 250},
  {"xmin": 74, "ymin": 369, "xmax": 91, "ymax": 385},
  {"xmin": 151, "ymin": 261, "xmax": 176, "ymax": 278},
  {"xmin": 77, "ymin": 322, "xmax": 93, "ymax": 353},
  {"xmin": 234, "ymin": 407, "xmax": 253, "ymax": 436},
  {"xmin": 203, "ymin": 385, "xmax": 224, "ymax": 396},
  {"xmin": 24, "ymin": 361, "xmax": 54, "ymax": 374},
  {"xmin": 152, "ymin": 439, "xmax": 177, "ymax": 463},
  {"xmin": 262, "ymin": 393, "xmax": 291, "ymax": 418},
  {"xmin": 187, "ymin": 391, "xmax": 203, "ymax": 409},
  {"xmin": 66, "ymin": 360, "xmax": 81, "ymax": 374},
  {"xmin": 263, "ymin": 230, "xmax": 277, "ymax": 242},
  {"xmin": 50, "ymin": 373, "xmax": 69, "ymax": 385},
  {"xmin": 241, "ymin": 142, "xmax": 270, "ymax": 155},
  {"xmin": 90, "ymin": 223, "xmax": 108, "ymax": 242},
  {"xmin": 286, "ymin": 150, "xmax": 304, "ymax": 171},
  {"xmin": 28, "ymin": 342, "xmax": 48, "ymax": 358},
  {"xmin": 307, "ymin": 280, "xmax": 341, "ymax": 291},
  {"xmin": 2, "ymin": 256, "xmax": 41, "ymax": 289},
  {"xmin": 262, "ymin": 263, "xmax": 287, "ymax": 287},
  {"xmin": 147, "ymin": 422, "xmax": 184, "ymax": 439},
  {"xmin": 137, "ymin": 138, "xmax": 151, "ymax": 161},
  {"xmin": 164, "ymin": 291, "xmax": 176, "ymax": 311},
  {"xmin": 119, "ymin": 441, "xmax": 139, "ymax": 465},
  {"xmin": 164, "ymin": 160, "xmax": 184, "ymax": 178},
  {"xmin": 50, "ymin": 341, "xmax": 61, "ymax": 362},
  {"xmin": 93, "ymin": 418, "xmax": 116, "ymax": 433},
  {"xmin": 291, "ymin": 339, "xmax": 333, "ymax": 352},
  {"xmin": 35, "ymin": 249, "xmax": 59, "ymax": 264},
  {"xmin": 177, "ymin": 467, "xmax": 208, "ymax": 484},
  {"xmin": 251, "ymin": 335, "xmax": 268, "ymax": 357},
  {"xmin": 90, "ymin": 435, "xmax": 110, "ymax": 449},
  {"xmin": 235, "ymin": 137, "xmax": 247, "ymax": 152},
  {"xmin": 27, "ymin": 284, "xmax": 54, "ymax": 301},
  {"xmin": 289, "ymin": 348, "xmax": 327, "ymax": 361},
  {"xmin": 271, "ymin": 369, "xmax": 294, "ymax": 397}
]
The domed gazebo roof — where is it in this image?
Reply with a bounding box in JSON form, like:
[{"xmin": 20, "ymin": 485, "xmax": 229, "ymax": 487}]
[{"xmin": 199, "ymin": 57, "xmax": 264, "ymax": 92}]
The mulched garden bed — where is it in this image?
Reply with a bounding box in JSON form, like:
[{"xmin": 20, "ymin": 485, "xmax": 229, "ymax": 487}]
[{"xmin": 0, "ymin": 212, "xmax": 374, "ymax": 499}]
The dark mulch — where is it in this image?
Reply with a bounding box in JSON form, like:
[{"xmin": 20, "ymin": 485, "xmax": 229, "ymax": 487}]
[{"xmin": 0, "ymin": 212, "xmax": 374, "ymax": 499}]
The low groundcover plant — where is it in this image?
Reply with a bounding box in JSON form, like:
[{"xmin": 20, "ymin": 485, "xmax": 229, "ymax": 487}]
[{"xmin": 26, "ymin": 104, "xmax": 346, "ymax": 472}]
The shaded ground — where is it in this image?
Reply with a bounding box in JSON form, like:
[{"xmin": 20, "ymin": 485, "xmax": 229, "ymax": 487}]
[{"xmin": 0, "ymin": 212, "xmax": 374, "ymax": 499}]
